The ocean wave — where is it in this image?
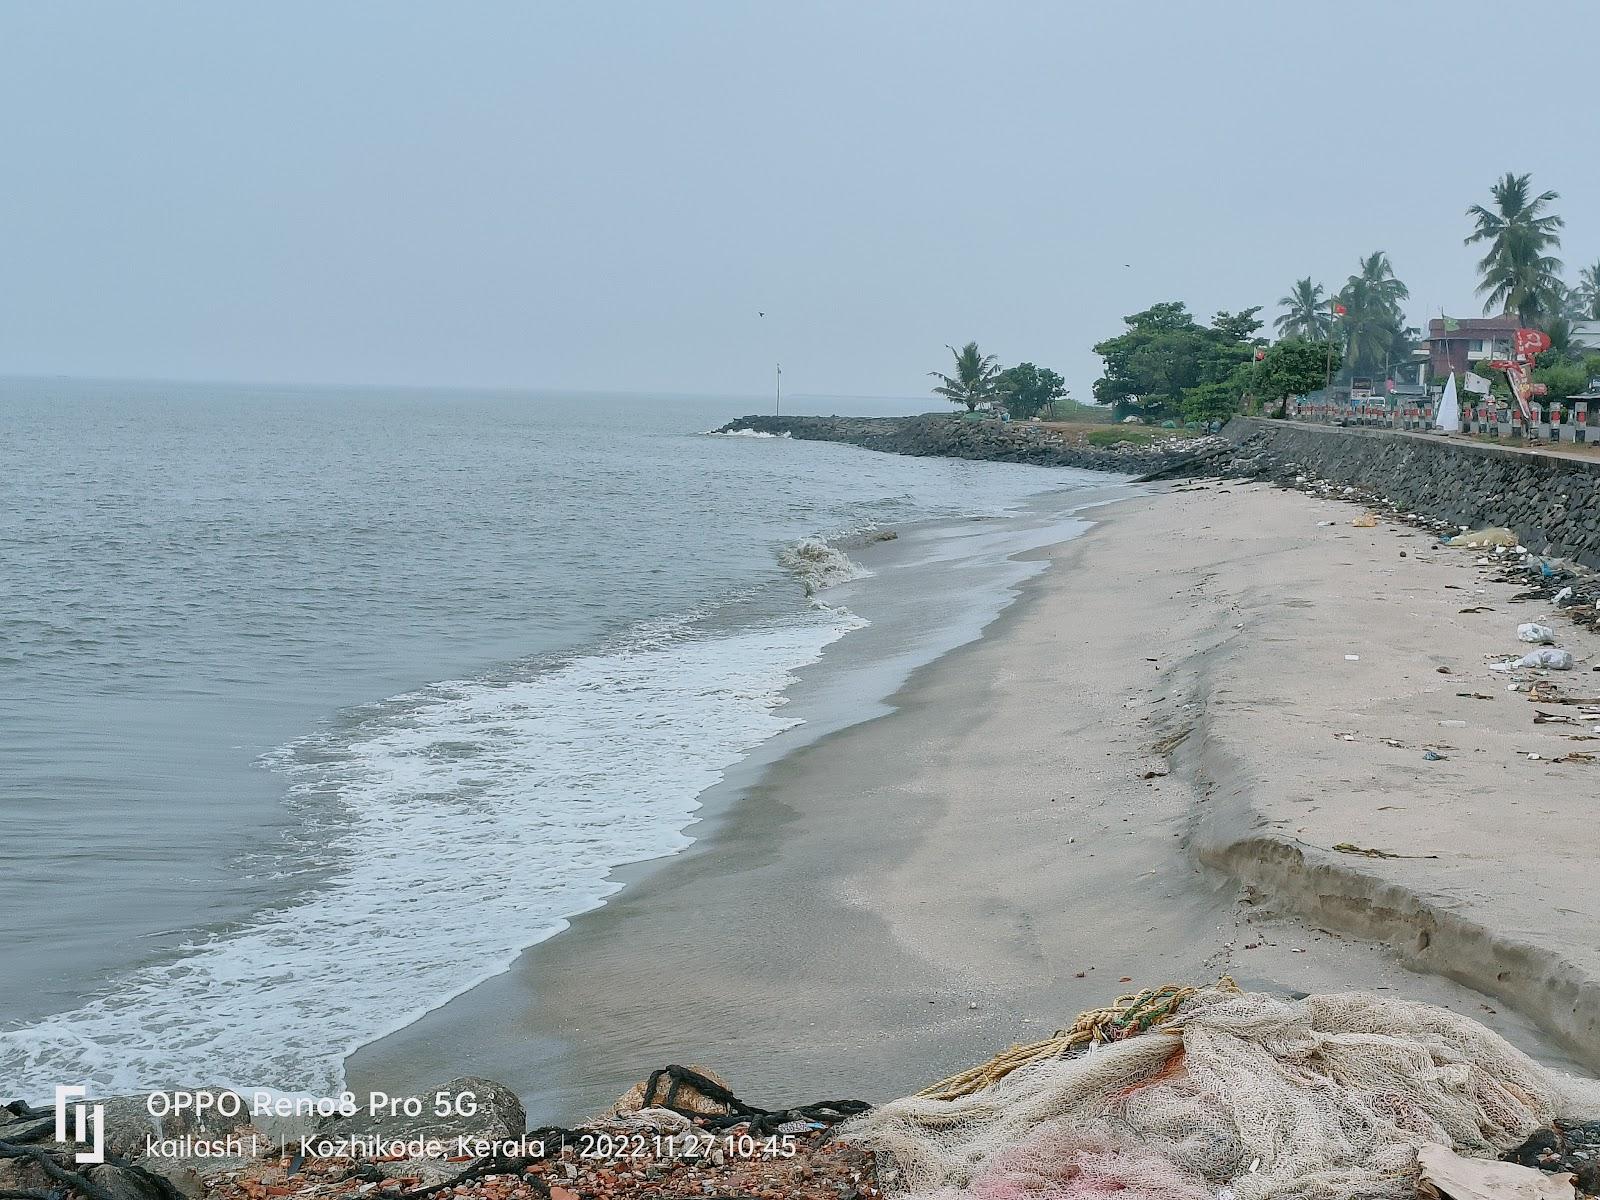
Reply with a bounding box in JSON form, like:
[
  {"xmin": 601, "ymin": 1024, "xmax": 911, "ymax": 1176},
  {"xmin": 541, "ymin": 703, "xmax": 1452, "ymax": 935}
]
[
  {"xmin": 0, "ymin": 610, "xmax": 862, "ymax": 1101},
  {"xmin": 778, "ymin": 537, "xmax": 868, "ymax": 596},
  {"xmin": 703, "ymin": 428, "xmax": 791, "ymax": 438}
]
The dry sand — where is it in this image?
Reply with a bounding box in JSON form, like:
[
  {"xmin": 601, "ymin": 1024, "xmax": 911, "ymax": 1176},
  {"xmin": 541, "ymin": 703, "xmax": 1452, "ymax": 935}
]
[{"xmin": 349, "ymin": 481, "xmax": 1600, "ymax": 1123}]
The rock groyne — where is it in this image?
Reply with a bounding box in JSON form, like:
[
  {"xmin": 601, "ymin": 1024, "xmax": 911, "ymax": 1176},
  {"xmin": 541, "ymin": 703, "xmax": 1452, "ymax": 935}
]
[{"xmin": 715, "ymin": 413, "xmax": 1226, "ymax": 476}]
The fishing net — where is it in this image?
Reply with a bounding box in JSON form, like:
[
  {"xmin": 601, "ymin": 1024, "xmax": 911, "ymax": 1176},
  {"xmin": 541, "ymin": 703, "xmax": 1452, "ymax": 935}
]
[{"xmin": 846, "ymin": 986, "xmax": 1600, "ymax": 1200}]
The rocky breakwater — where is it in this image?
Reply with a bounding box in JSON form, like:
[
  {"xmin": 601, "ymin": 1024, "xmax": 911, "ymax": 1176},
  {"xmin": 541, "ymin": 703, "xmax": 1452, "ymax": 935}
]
[
  {"xmin": 1199, "ymin": 417, "xmax": 1600, "ymax": 568},
  {"xmin": 715, "ymin": 413, "xmax": 1228, "ymax": 476}
]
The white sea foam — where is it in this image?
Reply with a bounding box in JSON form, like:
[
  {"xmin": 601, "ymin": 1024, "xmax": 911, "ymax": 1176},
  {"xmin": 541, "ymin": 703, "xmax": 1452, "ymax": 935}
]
[
  {"xmin": 778, "ymin": 537, "xmax": 869, "ymax": 596},
  {"xmin": 0, "ymin": 610, "xmax": 862, "ymax": 1101},
  {"xmin": 703, "ymin": 427, "xmax": 791, "ymax": 438}
]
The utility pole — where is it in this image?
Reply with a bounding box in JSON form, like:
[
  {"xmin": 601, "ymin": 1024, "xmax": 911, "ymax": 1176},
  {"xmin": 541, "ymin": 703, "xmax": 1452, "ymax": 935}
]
[{"xmin": 775, "ymin": 363, "xmax": 782, "ymax": 416}]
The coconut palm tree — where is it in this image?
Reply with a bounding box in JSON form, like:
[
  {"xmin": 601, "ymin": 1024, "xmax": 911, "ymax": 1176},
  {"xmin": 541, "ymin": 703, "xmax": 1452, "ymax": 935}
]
[
  {"xmin": 1274, "ymin": 278, "xmax": 1332, "ymax": 340},
  {"xmin": 1576, "ymin": 259, "xmax": 1600, "ymax": 321},
  {"xmin": 929, "ymin": 342, "xmax": 1001, "ymax": 411},
  {"xmin": 1465, "ymin": 172, "xmax": 1565, "ymax": 326},
  {"xmin": 1337, "ymin": 252, "xmax": 1410, "ymax": 375}
]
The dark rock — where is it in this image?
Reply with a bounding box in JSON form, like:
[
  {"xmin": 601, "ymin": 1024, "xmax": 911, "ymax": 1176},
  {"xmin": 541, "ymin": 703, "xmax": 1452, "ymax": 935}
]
[{"xmin": 713, "ymin": 413, "xmax": 1228, "ymax": 477}]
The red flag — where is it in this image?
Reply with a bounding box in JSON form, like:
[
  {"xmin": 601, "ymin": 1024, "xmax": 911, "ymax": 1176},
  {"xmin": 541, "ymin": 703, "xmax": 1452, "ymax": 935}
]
[
  {"xmin": 1332, "ymin": 302, "xmax": 1347, "ymax": 316},
  {"xmin": 1514, "ymin": 328, "xmax": 1551, "ymax": 360}
]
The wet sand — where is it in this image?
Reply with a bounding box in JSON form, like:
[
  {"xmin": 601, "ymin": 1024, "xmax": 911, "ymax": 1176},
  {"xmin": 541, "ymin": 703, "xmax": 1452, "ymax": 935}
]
[{"xmin": 350, "ymin": 481, "xmax": 1598, "ymax": 1122}]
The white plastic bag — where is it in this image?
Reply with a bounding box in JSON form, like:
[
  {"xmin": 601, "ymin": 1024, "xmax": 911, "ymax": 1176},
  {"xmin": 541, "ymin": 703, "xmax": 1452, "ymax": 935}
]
[
  {"xmin": 1516, "ymin": 648, "xmax": 1574, "ymax": 670},
  {"xmin": 1516, "ymin": 622, "xmax": 1555, "ymax": 644}
]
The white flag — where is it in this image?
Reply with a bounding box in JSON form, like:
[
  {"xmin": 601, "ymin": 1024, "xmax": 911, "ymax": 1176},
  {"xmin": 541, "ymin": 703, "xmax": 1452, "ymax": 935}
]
[
  {"xmin": 1435, "ymin": 373, "xmax": 1460, "ymax": 431},
  {"xmin": 1464, "ymin": 371, "xmax": 1491, "ymax": 394}
]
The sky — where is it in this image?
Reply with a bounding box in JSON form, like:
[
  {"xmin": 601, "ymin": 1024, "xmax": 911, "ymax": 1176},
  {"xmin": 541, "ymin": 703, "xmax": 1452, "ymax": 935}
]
[{"xmin": 2, "ymin": 1, "xmax": 1597, "ymax": 403}]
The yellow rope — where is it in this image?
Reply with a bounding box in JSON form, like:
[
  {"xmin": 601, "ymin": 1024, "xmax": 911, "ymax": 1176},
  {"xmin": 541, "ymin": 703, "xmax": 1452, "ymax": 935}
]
[{"xmin": 914, "ymin": 976, "xmax": 1239, "ymax": 1102}]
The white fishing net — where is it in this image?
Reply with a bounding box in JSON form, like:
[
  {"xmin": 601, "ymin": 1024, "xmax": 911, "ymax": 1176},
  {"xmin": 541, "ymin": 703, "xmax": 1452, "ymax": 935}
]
[{"xmin": 845, "ymin": 988, "xmax": 1600, "ymax": 1200}]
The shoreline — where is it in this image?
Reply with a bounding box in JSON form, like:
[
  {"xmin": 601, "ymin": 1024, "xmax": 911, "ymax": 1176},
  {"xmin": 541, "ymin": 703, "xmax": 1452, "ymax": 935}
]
[{"xmin": 350, "ymin": 480, "xmax": 1597, "ymax": 1123}]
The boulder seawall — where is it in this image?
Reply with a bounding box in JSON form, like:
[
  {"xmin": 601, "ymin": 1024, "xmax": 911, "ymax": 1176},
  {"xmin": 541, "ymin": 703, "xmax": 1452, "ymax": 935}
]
[
  {"xmin": 715, "ymin": 413, "xmax": 1226, "ymax": 476},
  {"xmin": 1202, "ymin": 418, "xmax": 1600, "ymax": 568}
]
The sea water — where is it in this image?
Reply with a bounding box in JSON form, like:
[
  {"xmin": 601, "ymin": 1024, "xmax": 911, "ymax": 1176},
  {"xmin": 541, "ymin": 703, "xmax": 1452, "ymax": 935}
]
[{"xmin": 0, "ymin": 379, "xmax": 1117, "ymax": 1099}]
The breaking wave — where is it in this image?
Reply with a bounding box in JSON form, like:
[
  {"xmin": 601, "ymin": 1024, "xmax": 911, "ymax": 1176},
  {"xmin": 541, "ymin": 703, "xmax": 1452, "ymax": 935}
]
[
  {"xmin": 0, "ymin": 609, "xmax": 862, "ymax": 1101},
  {"xmin": 779, "ymin": 537, "xmax": 868, "ymax": 596},
  {"xmin": 704, "ymin": 427, "xmax": 791, "ymax": 438}
]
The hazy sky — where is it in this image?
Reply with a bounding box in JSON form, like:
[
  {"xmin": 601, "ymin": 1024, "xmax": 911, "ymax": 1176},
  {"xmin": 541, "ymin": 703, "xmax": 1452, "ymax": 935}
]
[{"xmin": 3, "ymin": 1, "xmax": 1596, "ymax": 402}]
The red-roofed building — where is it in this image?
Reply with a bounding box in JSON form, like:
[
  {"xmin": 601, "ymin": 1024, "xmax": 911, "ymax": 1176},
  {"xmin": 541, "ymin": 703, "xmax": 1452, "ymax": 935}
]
[{"xmin": 1424, "ymin": 315, "xmax": 1520, "ymax": 379}]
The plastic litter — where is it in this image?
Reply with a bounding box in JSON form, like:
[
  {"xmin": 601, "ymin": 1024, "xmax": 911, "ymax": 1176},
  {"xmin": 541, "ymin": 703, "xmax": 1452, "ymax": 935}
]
[
  {"xmin": 1554, "ymin": 586, "xmax": 1574, "ymax": 605},
  {"xmin": 1415, "ymin": 1141, "xmax": 1576, "ymax": 1200},
  {"xmin": 1517, "ymin": 623, "xmax": 1556, "ymax": 644},
  {"xmin": 1517, "ymin": 648, "xmax": 1575, "ymax": 670},
  {"xmin": 1444, "ymin": 527, "xmax": 1516, "ymax": 548}
]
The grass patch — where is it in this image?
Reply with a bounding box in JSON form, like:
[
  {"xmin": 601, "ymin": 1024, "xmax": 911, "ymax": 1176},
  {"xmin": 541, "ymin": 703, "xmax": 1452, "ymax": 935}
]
[{"xmin": 1085, "ymin": 427, "xmax": 1158, "ymax": 447}]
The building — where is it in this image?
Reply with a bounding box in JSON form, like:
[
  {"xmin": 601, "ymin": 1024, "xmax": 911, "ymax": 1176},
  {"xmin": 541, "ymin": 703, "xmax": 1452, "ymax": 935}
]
[
  {"xmin": 1573, "ymin": 319, "xmax": 1600, "ymax": 350},
  {"xmin": 1423, "ymin": 315, "xmax": 1521, "ymax": 379}
]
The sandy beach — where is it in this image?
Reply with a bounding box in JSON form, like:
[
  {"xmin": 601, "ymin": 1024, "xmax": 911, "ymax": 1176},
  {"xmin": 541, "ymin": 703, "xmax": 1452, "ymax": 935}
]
[{"xmin": 350, "ymin": 479, "xmax": 1600, "ymax": 1123}]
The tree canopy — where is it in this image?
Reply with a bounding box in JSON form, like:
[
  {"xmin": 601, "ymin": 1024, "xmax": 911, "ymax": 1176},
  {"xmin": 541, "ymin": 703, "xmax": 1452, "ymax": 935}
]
[
  {"xmin": 928, "ymin": 342, "xmax": 1001, "ymax": 411},
  {"xmin": 1274, "ymin": 278, "xmax": 1333, "ymax": 341},
  {"xmin": 1255, "ymin": 338, "xmax": 1337, "ymax": 403},
  {"xmin": 1465, "ymin": 172, "xmax": 1565, "ymax": 327},
  {"xmin": 1337, "ymin": 251, "xmax": 1412, "ymax": 377},
  {"xmin": 1576, "ymin": 258, "xmax": 1600, "ymax": 321},
  {"xmin": 1092, "ymin": 302, "xmax": 1263, "ymax": 421},
  {"xmin": 995, "ymin": 362, "xmax": 1067, "ymax": 419}
]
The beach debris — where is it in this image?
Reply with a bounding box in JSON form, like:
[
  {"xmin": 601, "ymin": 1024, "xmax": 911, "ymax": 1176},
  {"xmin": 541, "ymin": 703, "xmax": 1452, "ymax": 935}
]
[
  {"xmin": 1517, "ymin": 648, "xmax": 1576, "ymax": 671},
  {"xmin": 1333, "ymin": 841, "xmax": 1440, "ymax": 859},
  {"xmin": 1345, "ymin": 654, "xmax": 1360, "ymax": 661},
  {"xmin": 1553, "ymin": 586, "xmax": 1574, "ymax": 605},
  {"xmin": 1533, "ymin": 711, "xmax": 1579, "ymax": 725},
  {"xmin": 1553, "ymin": 752, "xmax": 1597, "ymax": 765},
  {"xmin": 1440, "ymin": 719, "xmax": 1468, "ymax": 728},
  {"xmin": 1353, "ymin": 512, "xmax": 1378, "ymax": 528},
  {"xmin": 853, "ymin": 985, "xmax": 1598, "ymax": 1200},
  {"xmin": 1417, "ymin": 1142, "xmax": 1577, "ymax": 1200},
  {"xmin": 912, "ymin": 980, "xmax": 1226, "ymax": 1102},
  {"xmin": 1518, "ymin": 623, "xmax": 1557, "ymax": 644},
  {"xmin": 1444, "ymin": 527, "xmax": 1517, "ymax": 548},
  {"xmin": 1457, "ymin": 692, "xmax": 1495, "ymax": 700},
  {"xmin": 616, "ymin": 1065, "xmax": 739, "ymax": 1117},
  {"xmin": 1423, "ymin": 750, "xmax": 1447, "ymax": 761},
  {"xmin": 1506, "ymin": 1121, "xmax": 1600, "ymax": 1194},
  {"xmin": 1460, "ymin": 606, "xmax": 1495, "ymax": 614}
]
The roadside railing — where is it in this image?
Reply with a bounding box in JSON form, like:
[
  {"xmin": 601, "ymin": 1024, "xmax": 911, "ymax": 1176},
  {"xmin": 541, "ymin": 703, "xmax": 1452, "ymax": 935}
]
[{"xmin": 1284, "ymin": 396, "xmax": 1592, "ymax": 445}]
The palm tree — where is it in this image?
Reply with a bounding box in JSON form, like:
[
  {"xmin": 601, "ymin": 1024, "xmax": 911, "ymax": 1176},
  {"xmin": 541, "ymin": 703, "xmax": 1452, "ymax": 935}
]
[
  {"xmin": 1337, "ymin": 252, "xmax": 1410, "ymax": 375},
  {"xmin": 929, "ymin": 342, "xmax": 1001, "ymax": 411},
  {"xmin": 1576, "ymin": 259, "xmax": 1600, "ymax": 321},
  {"xmin": 1274, "ymin": 278, "xmax": 1332, "ymax": 340},
  {"xmin": 1465, "ymin": 172, "xmax": 1565, "ymax": 327}
]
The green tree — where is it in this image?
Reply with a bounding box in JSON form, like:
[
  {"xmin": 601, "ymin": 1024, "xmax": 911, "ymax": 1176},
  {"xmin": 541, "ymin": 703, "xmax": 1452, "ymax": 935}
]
[
  {"xmin": 1092, "ymin": 302, "xmax": 1259, "ymax": 421},
  {"xmin": 1336, "ymin": 251, "xmax": 1410, "ymax": 376},
  {"xmin": 928, "ymin": 342, "xmax": 1001, "ymax": 411},
  {"xmin": 1181, "ymin": 363, "xmax": 1253, "ymax": 425},
  {"xmin": 995, "ymin": 362, "xmax": 1067, "ymax": 419},
  {"xmin": 1575, "ymin": 259, "xmax": 1600, "ymax": 320},
  {"xmin": 1274, "ymin": 278, "xmax": 1333, "ymax": 341},
  {"xmin": 1256, "ymin": 338, "xmax": 1338, "ymax": 403},
  {"xmin": 1465, "ymin": 172, "xmax": 1565, "ymax": 327}
]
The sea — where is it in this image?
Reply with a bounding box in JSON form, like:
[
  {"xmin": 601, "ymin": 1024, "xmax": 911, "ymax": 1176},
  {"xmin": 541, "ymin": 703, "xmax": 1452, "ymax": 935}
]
[{"xmin": 0, "ymin": 378, "xmax": 1123, "ymax": 1102}]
